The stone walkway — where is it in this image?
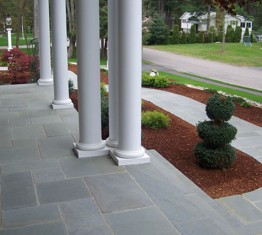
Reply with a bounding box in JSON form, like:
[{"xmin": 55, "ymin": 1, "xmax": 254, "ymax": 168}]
[{"xmin": 0, "ymin": 84, "xmax": 261, "ymax": 235}]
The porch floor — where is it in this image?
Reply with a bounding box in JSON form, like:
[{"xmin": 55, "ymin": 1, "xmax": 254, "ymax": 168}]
[{"xmin": 0, "ymin": 84, "xmax": 261, "ymax": 235}]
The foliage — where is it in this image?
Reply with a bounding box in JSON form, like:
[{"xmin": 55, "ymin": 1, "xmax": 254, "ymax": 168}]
[
  {"xmin": 195, "ymin": 142, "xmax": 236, "ymax": 169},
  {"xmin": 197, "ymin": 121, "xmax": 237, "ymax": 147},
  {"xmin": 148, "ymin": 15, "xmax": 169, "ymax": 45},
  {"xmin": 206, "ymin": 94, "xmax": 235, "ymax": 122},
  {"xmin": 198, "ymin": 31, "xmax": 205, "ymax": 43},
  {"xmin": 225, "ymin": 25, "xmax": 234, "ymax": 42},
  {"xmin": 172, "ymin": 25, "xmax": 180, "ymax": 44},
  {"xmin": 142, "ymin": 73, "xmax": 170, "ymax": 88},
  {"xmin": 101, "ymin": 82, "xmax": 109, "ymax": 130},
  {"xmin": 234, "ymin": 26, "xmax": 242, "ymax": 42},
  {"xmin": 195, "ymin": 94, "xmax": 237, "ymax": 169},
  {"xmin": 209, "ymin": 26, "xmax": 216, "ymax": 43},
  {"xmin": 189, "ymin": 25, "xmax": 197, "ymax": 43},
  {"xmin": 244, "ymin": 27, "xmax": 249, "ymax": 36},
  {"xmin": 68, "ymin": 79, "xmax": 74, "ymax": 94},
  {"xmin": 142, "ymin": 111, "xmax": 170, "ymax": 129},
  {"xmin": 180, "ymin": 31, "xmax": 187, "ymax": 44}
]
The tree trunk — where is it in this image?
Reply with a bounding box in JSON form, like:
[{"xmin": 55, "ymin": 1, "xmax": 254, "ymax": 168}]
[
  {"xmin": 207, "ymin": 4, "xmax": 211, "ymax": 31},
  {"xmin": 66, "ymin": 0, "xmax": 76, "ymax": 58},
  {"xmin": 221, "ymin": 11, "xmax": 226, "ymax": 52},
  {"xmin": 34, "ymin": 0, "xmax": 39, "ymax": 38}
]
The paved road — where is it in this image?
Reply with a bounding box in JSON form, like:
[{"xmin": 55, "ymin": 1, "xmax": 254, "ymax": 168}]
[{"xmin": 143, "ymin": 48, "xmax": 262, "ymax": 91}]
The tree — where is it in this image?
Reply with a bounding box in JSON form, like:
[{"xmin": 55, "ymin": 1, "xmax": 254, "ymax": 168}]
[
  {"xmin": 148, "ymin": 15, "xmax": 169, "ymax": 45},
  {"xmin": 100, "ymin": 0, "xmax": 108, "ymax": 59},
  {"xmin": 172, "ymin": 24, "xmax": 180, "ymax": 44},
  {"xmin": 189, "ymin": 24, "xmax": 196, "ymax": 43},
  {"xmin": 66, "ymin": 0, "xmax": 76, "ymax": 58},
  {"xmin": 33, "ymin": 0, "xmax": 39, "ymax": 38},
  {"xmin": 234, "ymin": 26, "xmax": 242, "ymax": 42},
  {"xmin": 225, "ymin": 25, "xmax": 234, "ymax": 42}
]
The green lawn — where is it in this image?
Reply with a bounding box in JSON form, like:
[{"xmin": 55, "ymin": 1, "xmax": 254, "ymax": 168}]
[
  {"xmin": 160, "ymin": 71, "xmax": 262, "ymax": 103},
  {"xmin": 146, "ymin": 43, "xmax": 262, "ymax": 67},
  {"xmin": 0, "ymin": 34, "xmax": 34, "ymax": 47}
]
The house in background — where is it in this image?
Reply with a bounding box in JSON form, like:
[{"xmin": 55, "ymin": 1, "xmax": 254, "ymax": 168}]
[{"xmin": 180, "ymin": 11, "xmax": 252, "ymax": 42}]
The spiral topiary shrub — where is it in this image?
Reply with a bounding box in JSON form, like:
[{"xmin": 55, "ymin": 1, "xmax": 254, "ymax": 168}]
[
  {"xmin": 197, "ymin": 121, "xmax": 237, "ymax": 147},
  {"xmin": 206, "ymin": 94, "xmax": 235, "ymax": 122},
  {"xmin": 195, "ymin": 94, "xmax": 237, "ymax": 169}
]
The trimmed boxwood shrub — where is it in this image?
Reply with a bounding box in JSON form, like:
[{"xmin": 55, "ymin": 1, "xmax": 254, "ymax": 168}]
[
  {"xmin": 195, "ymin": 142, "xmax": 236, "ymax": 169},
  {"xmin": 142, "ymin": 111, "xmax": 170, "ymax": 129},
  {"xmin": 206, "ymin": 94, "xmax": 235, "ymax": 122},
  {"xmin": 197, "ymin": 121, "xmax": 237, "ymax": 147},
  {"xmin": 142, "ymin": 73, "xmax": 170, "ymax": 88},
  {"xmin": 194, "ymin": 94, "xmax": 237, "ymax": 169}
]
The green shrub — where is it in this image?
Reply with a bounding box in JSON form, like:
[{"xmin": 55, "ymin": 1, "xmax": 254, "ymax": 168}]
[
  {"xmin": 172, "ymin": 25, "xmax": 180, "ymax": 44},
  {"xmin": 100, "ymin": 82, "xmax": 108, "ymax": 98},
  {"xmin": 189, "ymin": 25, "xmax": 196, "ymax": 44},
  {"xmin": 181, "ymin": 31, "xmax": 187, "ymax": 44},
  {"xmin": 206, "ymin": 94, "xmax": 235, "ymax": 122},
  {"xmin": 234, "ymin": 26, "xmax": 242, "ymax": 42},
  {"xmin": 195, "ymin": 93, "xmax": 237, "ymax": 169},
  {"xmin": 226, "ymin": 25, "xmax": 234, "ymax": 42},
  {"xmin": 101, "ymin": 96, "xmax": 109, "ymax": 130},
  {"xmin": 197, "ymin": 121, "xmax": 237, "ymax": 147},
  {"xmin": 195, "ymin": 142, "xmax": 236, "ymax": 169},
  {"xmin": 142, "ymin": 73, "xmax": 170, "ymax": 88},
  {"xmin": 204, "ymin": 88, "xmax": 218, "ymax": 94},
  {"xmin": 68, "ymin": 79, "xmax": 74, "ymax": 94},
  {"xmin": 142, "ymin": 111, "xmax": 170, "ymax": 129},
  {"xmin": 240, "ymin": 101, "xmax": 251, "ymax": 108}
]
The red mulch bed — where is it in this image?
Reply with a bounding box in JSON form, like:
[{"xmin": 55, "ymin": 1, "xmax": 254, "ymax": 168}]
[{"xmin": 68, "ymin": 64, "xmax": 262, "ymax": 199}]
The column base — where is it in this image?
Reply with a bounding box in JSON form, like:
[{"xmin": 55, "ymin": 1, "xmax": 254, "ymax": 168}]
[
  {"xmin": 51, "ymin": 99, "xmax": 74, "ymax": 110},
  {"xmin": 106, "ymin": 137, "xmax": 118, "ymax": 148},
  {"xmin": 110, "ymin": 151, "xmax": 150, "ymax": 166},
  {"xmin": 38, "ymin": 78, "xmax": 53, "ymax": 86},
  {"xmin": 73, "ymin": 143, "xmax": 109, "ymax": 158}
]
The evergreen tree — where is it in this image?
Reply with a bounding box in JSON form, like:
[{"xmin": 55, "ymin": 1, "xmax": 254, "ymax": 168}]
[
  {"xmin": 233, "ymin": 26, "xmax": 242, "ymax": 42},
  {"xmin": 181, "ymin": 31, "xmax": 187, "ymax": 44},
  {"xmin": 148, "ymin": 15, "xmax": 169, "ymax": 45},
  {"xmin": 244, "ymin": 27, "xmax": 249, "ymax": 36},
  {"xmin": 189, "ymin": 24, "xmax": 196, "ymax": 43},
  {"xmin": 172, "ymin": 24, "xmax": 180, "ymax": 44},
  {"xmin": 225, "ymin": 25, "xmax": 234, "ymax": 42}
]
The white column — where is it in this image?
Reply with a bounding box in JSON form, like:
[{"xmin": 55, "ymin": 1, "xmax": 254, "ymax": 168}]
[
  {"xmin": 50, "ymin": 0, "xmax": 73, "ymax": 109},
  {"xmin": 106, "ymin": 0, "xmax": 118, "ymax": 148},
  {"xmin": 38, "ymin": 0, "xmax": 53, "ymax": 86},
  {"xmin": 112, "ymin": 0, "xmax": 150, "ymax": 165},
  {"xmin": 73, "ymin": 0, "xmax": 106, "ymax": 158},
  {"xmin": 7, "ymin": 28, "xmax": 12, "ymax": 51}
]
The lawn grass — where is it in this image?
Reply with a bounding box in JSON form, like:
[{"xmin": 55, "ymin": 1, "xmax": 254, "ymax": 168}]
[
  {"xmin": 146, "ymin": 43, "xmax": 262, "ymax": 67},
  {"xmin": 0, "ymin": 34, "xmax": 34, "ymax": 47},
  {"xmin": 160, "ymin": 71, "xmax": 262, "ymax": 103}
]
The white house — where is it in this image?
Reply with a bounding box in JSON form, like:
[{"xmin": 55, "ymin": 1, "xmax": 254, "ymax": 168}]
[{"xmin": 180, "ymin": 12, "xmax": 252, "ymax": 41}]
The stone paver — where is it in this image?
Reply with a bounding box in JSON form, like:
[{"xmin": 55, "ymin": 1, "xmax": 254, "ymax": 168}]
[
  {"xmin": 85, "ymin": 173, "xmax": 153, "ymax": 213},
  {"xmin": 36, "ymin": 178, "xmax": 91, "ymax": 204},
  {"xmin": 2, "ymin": 172, "xmax": 37, "ymax": 210}
]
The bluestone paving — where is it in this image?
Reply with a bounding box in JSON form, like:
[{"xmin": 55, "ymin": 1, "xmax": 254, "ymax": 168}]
[
  {"xmin": 59, "ymin": 198, "xmax": 105, "ymax": 231},
  {"xmin": 2, "ymin": 172, "xmax": 37, "ymax": 210},
  {"xmin": 2, "ymin": 204, "xmax": 61, "ymax": 227},
  {"xmin": 70, "ymin": 226, "xmax": 113, "ymax": 235},
  {"xmin": 84, "ymin": 173, "xmax": 153, "ymax": 213},
  {"xmin": 0, "ymin": 84, "xmax": 261, "ymax": 234},
  {"xmin": 105, "ymin": 207, "xmax": 180, "ymax": 235},
  {"xmin": 60, "ymin": 157, "xmax": 124, "ymax": 178},
  {"xmin": 0, "ymin": 222, "xmax": 67, "ymax": 235},
  {"xmin": 33, "ymin": 167, "xmax": 65, "ymax": 183},
  {"xmin": 36, "ymin": 178, "xmax": 91, "ymax": 204}
]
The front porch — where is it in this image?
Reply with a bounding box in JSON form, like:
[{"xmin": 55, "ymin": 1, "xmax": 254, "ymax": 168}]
[{"xmin": 0, "ymin": 83, "xmax": 255, "ymax": 235}]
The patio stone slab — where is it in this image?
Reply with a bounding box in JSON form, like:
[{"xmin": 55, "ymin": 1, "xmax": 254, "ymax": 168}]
[
  {"xmin": 59, "ymin": 198, "xmax": 104, "ymax": 231},
  {"xmin": 60, "ymin": 156, "xmax": 124, "ymax": 178},
  {"xmin": 0, "ymin": 222, "xmax": 67, "ymax": 235},
  {"xmin": 31, "ymin": 115, "xmax": 63, "ymax": 125},
  {"xmin": 0, "ymin": 146, "xmax": 41, "ymax": 164},
  {"xmin": 175, "ymin": 218, "xmax": 231, "ymax": 235},
  {"xmin": 44, "ymin": 123, "xmax": 69, "ymax": 137},
  {"xmin": 105, "ymin": 207, "xmax": 180, "ymax": 235},
  {"xmin": 36, "ymin": 178, "xmax": 90, "ymax": 204},
  {"xmin": 9, "ymin": 117, "xmax": 31, "ymax": 127},
  {"xmin": 11, "ymin": 125, "xmax": 46, "ymax": 140},
  {"xmin": 2, "ymin": 172, "xmax": 37, "ymax": 210},
  {"xmin": 2, "ymin": 159, "xmax": 60, "ymax": 175},
  {"xmin": 219, "ymin": 195, "xmax": 262, "ymax": 223},
  {"xmin": 38, "ymin": 136, "xmax": 75, "ymax": 158},
  {"xmin": 33, "ymin": 167, "xmax": 65, "ymax": 183},
  {"xmin": 12, "ymin": 139, "xmax": 38, "ymax": 148},
  {"xmin": 84, "ymin": 173, "xmax": 152, "ymax": 213},
  {"xmin": 2, "ymin": 204, "xmax": 61, "ymax": 228},
  {"xmin": 70, "ymin": 226, "xmax": 113, "ymax": 235}
]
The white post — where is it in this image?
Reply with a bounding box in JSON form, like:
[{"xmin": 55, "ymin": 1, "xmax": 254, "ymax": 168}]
[
  {"xmin": 73, "ymin": 0, "xmax": 106, "ymax": 158},
  {"xmin": 106, "ymin": 0, "xmax": 118, "ymax": 148},
  {"xmin": 50, "ymin": 0, "xmax": 73, "ymax": 109},
  {"xmin": 7, "ymin": 28, "xmax": 12, "ymax": 51},
  {"xmin": 112, "ymin": 0, "xmax": 150, "ymax": 165},
  {"xmin": 38, "ymin": 0, "xmax": 53, "ymax": 86}
]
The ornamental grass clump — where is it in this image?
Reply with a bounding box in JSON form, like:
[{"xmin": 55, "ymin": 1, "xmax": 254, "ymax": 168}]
[{"xmin": 195, "ymin": 94, "xmax": 237, "ymax": 169}]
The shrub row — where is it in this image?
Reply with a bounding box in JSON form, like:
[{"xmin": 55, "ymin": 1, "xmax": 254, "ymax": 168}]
[{"xmin": 142, "ymin": 73, "xmax": 170, "ymax": 88}]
